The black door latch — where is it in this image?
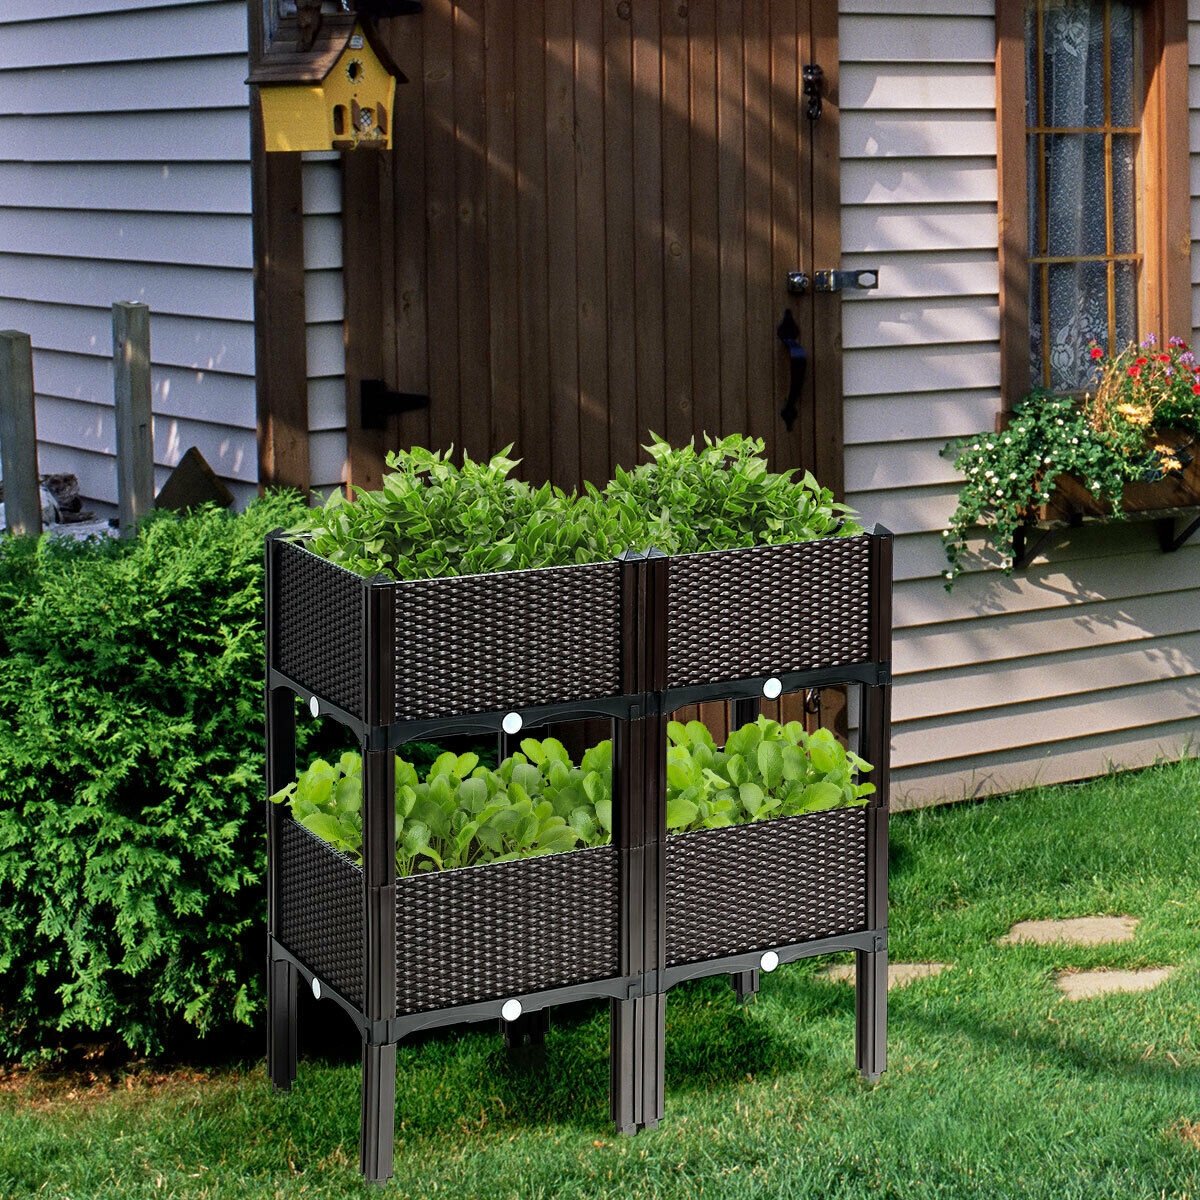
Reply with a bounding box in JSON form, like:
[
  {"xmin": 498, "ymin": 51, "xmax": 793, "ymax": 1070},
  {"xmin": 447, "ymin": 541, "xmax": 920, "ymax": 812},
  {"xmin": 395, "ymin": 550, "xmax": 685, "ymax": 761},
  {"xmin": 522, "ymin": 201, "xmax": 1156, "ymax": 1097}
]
[
  {"xmin": 803, "ymin": 64, "xmax": 824, "ymax": 121},
  {"xmin": 813, "ymin": 269, "xmax": 879, "ymax": 293}
]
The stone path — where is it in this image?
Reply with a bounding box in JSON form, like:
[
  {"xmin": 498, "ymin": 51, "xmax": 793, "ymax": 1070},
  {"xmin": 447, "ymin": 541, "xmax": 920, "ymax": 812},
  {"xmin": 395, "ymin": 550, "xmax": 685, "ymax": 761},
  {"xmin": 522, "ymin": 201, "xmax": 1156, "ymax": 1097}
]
[
  {"xmin": 816, "ymin": 915, "xmax": 1173, "ymax": 1003},
  {"xmin": 996, "ymin": 915, "xmax": 1174, "ymax": 1001},
  {"xmin": 1054, "ymin": 967, "xmax": 1175, "ymax": 1001},
  {"xmin": 999, "ymin": 916, "xmax": 1139, "ymax": 946},
  {"xmin": 819, "ymin": 962, "xmax": 950, "ymax": 990}
]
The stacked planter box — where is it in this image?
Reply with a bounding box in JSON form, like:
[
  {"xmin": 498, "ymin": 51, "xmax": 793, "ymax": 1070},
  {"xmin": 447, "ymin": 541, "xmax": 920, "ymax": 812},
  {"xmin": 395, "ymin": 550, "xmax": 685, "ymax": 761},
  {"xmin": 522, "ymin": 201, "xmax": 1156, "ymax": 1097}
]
[{"xmin": 264, "ymin": 526, "xmax": 893, "ymax": 1183}]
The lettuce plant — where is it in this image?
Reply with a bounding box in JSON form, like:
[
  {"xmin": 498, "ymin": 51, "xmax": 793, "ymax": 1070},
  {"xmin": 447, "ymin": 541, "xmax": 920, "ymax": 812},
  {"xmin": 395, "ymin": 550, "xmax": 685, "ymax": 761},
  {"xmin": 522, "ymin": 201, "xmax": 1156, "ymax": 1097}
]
[{"xmin": 272, "ymin": 719, "xmax": 872, "ymax": 876}]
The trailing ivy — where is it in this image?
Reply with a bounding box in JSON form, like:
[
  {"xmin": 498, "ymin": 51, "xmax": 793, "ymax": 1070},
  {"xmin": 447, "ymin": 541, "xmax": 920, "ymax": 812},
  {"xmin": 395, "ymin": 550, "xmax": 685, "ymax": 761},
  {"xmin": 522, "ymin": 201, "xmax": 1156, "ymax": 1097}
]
[
  {"xmin": 306, "ymin": 434, "xmax": 860, "ymax": 579},
  {"xmin": 272, "ymin": 718, "xmax": 873, "ymax": 875},
  {"xmin": 941, "ymin": 336, "xmax": 1200, "ymax": 588}
]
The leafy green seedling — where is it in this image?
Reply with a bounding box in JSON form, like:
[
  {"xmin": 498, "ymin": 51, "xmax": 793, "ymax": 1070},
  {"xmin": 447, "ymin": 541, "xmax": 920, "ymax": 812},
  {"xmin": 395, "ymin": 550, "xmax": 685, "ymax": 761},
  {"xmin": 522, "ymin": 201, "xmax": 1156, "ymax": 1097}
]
[{"xmin": 272, "ymin": 720, "xmax": 872, "ymax": 877}]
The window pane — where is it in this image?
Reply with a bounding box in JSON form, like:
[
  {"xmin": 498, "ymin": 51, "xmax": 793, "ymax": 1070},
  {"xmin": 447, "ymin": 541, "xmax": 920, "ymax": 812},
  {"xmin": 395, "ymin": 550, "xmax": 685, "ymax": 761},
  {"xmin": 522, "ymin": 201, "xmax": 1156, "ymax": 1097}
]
[
  {"xmin": 1110, "ymin": 3, "xmax": 1137, "ymax": 125},
  {"xmin": 1047, "ymin": 261, "xmax": 1108, "ymax": 390},
  {"xmin": 1044, "ymin": 133, "xmax": 1108, "ymax": 256},
  {"xmin": 1112, "ymin": 134, "xmax": 1137, "ymax": 254},
  {"xmin": 1114, "ymin": 261, "xmax": 1138, "ymax": 349},
  {"xmin": 1042, "ymin": 0, "xmax": 1105, "ymax": 127}
]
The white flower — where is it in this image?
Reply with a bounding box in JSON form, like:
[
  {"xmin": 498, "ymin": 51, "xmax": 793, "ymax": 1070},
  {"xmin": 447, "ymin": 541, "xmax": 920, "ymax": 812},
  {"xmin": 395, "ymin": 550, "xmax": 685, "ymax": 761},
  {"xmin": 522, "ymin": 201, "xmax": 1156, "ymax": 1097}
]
[
  {"xmin": 1056, "ymin": 419, "xmax": 1064, "ymax": 426},
  {"xmin": 1004, "ymin": 437, "xmax": 1012, "ymax": 445},
  {"xmin": 986, "ymin": 442, "xmax": 995, "ymax": 450},
  {"xmin": 1010, "ymin": 472, "xmax": 1018, "ymax": 479},
  {"xmin": 943, "ymin": 570, "xmax": 954, "ymax": 579}
]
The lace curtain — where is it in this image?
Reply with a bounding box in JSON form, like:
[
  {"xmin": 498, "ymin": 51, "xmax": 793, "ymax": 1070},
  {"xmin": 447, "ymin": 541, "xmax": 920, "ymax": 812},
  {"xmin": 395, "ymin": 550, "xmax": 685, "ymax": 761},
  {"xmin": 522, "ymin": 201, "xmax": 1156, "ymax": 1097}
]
[{"xmin": 1026, "ymin": 0, "xmax": 1138, "ymax": 392}]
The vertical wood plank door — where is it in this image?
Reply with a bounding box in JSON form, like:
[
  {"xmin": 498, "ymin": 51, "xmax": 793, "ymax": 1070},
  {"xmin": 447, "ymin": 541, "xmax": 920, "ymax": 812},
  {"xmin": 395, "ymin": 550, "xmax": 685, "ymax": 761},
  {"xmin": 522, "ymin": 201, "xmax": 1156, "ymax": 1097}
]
[{"xmin": 356, "ymin": 0, "xmax": 841, "ymax": 493}]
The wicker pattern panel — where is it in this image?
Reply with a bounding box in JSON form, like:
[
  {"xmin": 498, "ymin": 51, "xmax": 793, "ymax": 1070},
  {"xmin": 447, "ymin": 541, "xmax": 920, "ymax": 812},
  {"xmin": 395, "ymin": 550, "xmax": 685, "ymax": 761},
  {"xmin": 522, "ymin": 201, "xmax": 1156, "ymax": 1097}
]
[
  {"xmin": 391, "ymin": 562, "xmax": 622, "ymax": 721},
  {"xmin": 278, "ymin": 819, "xmax": 364, "ymax": 1007},
  {"xmin": 274, "ymin": 540, "xmax": 363, "ymax": 717},
  {"xmin": 665, "ymin": 807, "xmax": 868, "ymax": 967},
  {"xmin": 666, "ymin": 536, "xmax": 872, "ymax": 688},
  {"xmin": 395, "ymin": 845, "xmax": 621, "ymax": 1014}
]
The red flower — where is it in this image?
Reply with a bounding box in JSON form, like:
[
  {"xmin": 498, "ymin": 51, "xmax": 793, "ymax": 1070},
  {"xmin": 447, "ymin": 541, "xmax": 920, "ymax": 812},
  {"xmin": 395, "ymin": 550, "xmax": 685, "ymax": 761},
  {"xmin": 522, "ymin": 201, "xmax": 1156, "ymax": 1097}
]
[
  {"xmin": 1089, "ymin": 346, "xmax": 1104, "ymax": 360},
  {"xmin": 1135, "ymin": 356, "xmax": 1148, "ymax": 366},
  {"xmin": 1159, "ymin": 354, "xmax": 1172, "ymax": 363},
  {"xmin": 1192, "ymin": 384, "xmax": 1200, "ymax": 395},
  {"xmin": 1128, "ymin": 365, "xmax": 1142, "ymax": 378}
]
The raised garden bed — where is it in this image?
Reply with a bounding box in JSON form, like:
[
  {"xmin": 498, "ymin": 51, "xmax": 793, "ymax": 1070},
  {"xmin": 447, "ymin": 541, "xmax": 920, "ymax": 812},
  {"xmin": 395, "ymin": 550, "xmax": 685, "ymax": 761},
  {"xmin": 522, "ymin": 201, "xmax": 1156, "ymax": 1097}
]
[{"xmin": 265, "ymin": 526, "xmax": 892, "ymax": 1183}]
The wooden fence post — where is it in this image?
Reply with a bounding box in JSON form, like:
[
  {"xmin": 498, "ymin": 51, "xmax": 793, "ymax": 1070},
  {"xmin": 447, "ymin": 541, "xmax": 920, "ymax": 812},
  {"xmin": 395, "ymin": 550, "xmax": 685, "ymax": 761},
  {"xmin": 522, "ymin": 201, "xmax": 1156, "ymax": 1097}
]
[
  {"xmin": 113, "ymin": 302, "xmax": 155, "ymax": 534},
  {"xmin": 0, "ymin": 330, "xmax": 42, "ymax": 537}
]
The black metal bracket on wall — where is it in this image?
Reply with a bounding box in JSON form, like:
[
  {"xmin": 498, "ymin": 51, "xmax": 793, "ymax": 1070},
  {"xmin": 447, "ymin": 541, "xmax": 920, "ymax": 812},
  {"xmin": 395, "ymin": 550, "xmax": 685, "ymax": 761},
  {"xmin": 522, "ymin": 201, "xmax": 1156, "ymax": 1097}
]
[{"xmin": 360, "ymin": 379, "xmax": 429, "ymax": 431}]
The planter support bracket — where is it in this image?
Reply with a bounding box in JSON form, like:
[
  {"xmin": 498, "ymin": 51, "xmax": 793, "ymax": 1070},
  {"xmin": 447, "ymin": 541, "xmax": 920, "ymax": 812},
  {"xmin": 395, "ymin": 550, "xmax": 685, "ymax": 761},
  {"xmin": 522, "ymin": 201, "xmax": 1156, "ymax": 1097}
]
[
  {"xmin": 1158, "ymin": 512, "xmax": 1200, "ymax": 553},
  {"xmin": 1012, "ymin": 521, "xmax": 1060, "ymax": 571}
]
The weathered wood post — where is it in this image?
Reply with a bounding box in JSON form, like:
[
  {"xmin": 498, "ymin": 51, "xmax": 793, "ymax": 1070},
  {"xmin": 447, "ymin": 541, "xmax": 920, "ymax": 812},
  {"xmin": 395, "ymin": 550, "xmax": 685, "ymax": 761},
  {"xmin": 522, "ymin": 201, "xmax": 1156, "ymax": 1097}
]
[
  {"xmin": 0, "ymin": 330, "xmax": 42, "ymax": 537},
  {"xmin": 113, "ymin": 302, "xmax": 155, "ymax": 535}
]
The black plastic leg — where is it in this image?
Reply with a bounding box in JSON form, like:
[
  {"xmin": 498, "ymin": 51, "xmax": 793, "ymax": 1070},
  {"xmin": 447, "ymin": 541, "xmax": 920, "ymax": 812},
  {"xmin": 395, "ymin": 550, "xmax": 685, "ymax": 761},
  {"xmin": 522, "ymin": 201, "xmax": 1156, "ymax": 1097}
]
[
  {"xmin": 731, "ymin": 969, "xmax": 760, "ymax": 1003},
  {"xmin": 610, "ymin": 994, "xmax": 665, "ymax": 1135},
  {"xmin": 360, "ymin": 1040, "xmax": 397, "ymax": 1184},
  {"xmin": 502, "ymin": 1006, "xmax": 549, "ymax": 1052},
  {"xmin": 267, "ymin": 957, "xmax": 298, "ymax": 1091},
  {"xmin": 855, "ymin": 947, "xmax": 887, "ymax": 1082}
]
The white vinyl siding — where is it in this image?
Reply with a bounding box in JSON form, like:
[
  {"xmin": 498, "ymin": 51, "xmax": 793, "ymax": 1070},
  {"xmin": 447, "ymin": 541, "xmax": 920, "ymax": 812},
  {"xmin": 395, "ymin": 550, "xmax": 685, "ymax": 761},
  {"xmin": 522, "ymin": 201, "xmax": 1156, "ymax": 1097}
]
[
  {"xmin": 841, "ymin": 0, "xmax": 1200, "ymax": 808},
  {"xmin": 0, "ymin": 1, "xmax": 338, "ymax": 509},
  {"xmin": 0, "ymin": 1, "xmax": 255, "ymax": 507},
  {"xmin": 303, "ymin": 156, "xmax": 349, "ymax": 494}
]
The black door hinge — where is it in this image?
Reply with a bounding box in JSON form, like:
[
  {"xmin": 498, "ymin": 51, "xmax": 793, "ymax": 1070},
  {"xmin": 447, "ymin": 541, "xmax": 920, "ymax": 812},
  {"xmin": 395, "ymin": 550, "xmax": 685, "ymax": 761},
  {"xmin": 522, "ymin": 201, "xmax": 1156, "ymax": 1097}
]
[
  {"xmin": 353, "ymin": 0, "xmax": 423, "ymax": 17},
  {"xmin": 360, "ymin": 379, "xmax": 429, "ymax": 430}
]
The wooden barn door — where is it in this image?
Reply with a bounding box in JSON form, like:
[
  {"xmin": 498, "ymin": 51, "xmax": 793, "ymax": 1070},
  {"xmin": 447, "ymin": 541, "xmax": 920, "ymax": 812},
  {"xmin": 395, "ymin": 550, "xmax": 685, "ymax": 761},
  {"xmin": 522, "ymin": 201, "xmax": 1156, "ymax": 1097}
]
[{"xmin": 344, "ymin": 0, "xmax": 843, "ymax": 499}]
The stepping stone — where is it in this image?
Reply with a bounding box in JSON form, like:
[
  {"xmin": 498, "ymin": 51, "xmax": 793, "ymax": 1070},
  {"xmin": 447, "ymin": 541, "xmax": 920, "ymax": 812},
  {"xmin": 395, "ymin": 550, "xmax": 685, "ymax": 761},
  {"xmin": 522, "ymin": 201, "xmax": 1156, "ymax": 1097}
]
[
  {"xmin": 999, "ymin": 916, "xmax": 1138, "ymax": 946},
  {"xmin": 1055, "ymin": 967, "xmax": 1174, "ymax": 1001},
  {"xmin": 819, "ymin": 962, "xmax": 951, "ymax": 990}
]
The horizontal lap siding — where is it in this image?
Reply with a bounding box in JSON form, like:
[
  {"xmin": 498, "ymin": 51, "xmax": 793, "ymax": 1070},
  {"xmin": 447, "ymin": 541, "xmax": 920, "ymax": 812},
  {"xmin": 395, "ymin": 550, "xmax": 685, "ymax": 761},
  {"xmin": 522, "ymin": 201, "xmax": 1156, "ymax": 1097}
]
[
  {"xmin": 0, "ymin": 2, "xmax": 253, "ymax": 507},
  {"xmin": 841, "ymin": 1, "xmax": 1200, "ymax": 807},
  {"xmin": 0, "ymin": 2, "xmax": 333, "ymax": 507},
  {"xmin": 303, "ymin": 156, "xmax": 348, "ymax": 493}
]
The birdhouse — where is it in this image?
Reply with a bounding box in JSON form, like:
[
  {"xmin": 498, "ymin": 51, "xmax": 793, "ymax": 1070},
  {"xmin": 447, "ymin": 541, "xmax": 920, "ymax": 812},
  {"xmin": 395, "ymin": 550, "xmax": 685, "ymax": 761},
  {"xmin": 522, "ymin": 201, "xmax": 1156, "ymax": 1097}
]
[{"xmin": 250, "ymin": 17, "xmax": 404, "ymax": 153}]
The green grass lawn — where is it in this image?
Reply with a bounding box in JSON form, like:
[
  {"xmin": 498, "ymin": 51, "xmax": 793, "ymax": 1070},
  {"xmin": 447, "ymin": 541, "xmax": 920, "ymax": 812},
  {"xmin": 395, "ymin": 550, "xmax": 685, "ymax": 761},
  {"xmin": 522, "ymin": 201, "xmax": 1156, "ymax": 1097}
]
[{"xmin": 4, "ymin": 759, "xmax": 1200, "ymax": 1199}]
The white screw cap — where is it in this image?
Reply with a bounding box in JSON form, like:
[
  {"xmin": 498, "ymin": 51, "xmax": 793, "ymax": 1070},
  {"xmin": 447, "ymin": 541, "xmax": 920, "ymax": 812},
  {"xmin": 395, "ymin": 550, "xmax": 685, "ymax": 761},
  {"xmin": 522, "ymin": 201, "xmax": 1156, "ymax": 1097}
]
[
  {"xmin": 762, "ymin": 677, "xmax": 783, "ymax": 700},
  {"xmin": 311, "ymin": 976, "xmax": 322, "ymax": 1000},
  {"xmin": 501, "ymin": 998, "xmax": 523, "ymax": 1022},
  {"xmin": 309, "ymin": 696, "xmax": 320, "ymax": 718},
  {"xmin": 501, "ymin": 711, "xmax": 523, "ymax": 736},
  {"xmin": 759, "ymin": 950, "xmax": 780, "ymax": 973}
]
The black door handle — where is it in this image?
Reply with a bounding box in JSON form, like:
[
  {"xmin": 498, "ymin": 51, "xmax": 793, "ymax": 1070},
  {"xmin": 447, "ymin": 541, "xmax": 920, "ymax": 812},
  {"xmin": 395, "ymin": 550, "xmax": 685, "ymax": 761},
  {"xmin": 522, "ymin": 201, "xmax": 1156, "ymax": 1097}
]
[{"xmin": 777, "ymin": 308, "xmax": 807, "ymax": 431}]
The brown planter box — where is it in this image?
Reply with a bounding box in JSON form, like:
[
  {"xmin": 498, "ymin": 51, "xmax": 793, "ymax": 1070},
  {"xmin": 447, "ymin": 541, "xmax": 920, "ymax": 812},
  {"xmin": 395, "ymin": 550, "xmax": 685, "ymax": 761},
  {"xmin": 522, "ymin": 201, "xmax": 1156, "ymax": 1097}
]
[{"xmin": 1030, "ymin": 430, "xmax": 1200, "ymax": 524}]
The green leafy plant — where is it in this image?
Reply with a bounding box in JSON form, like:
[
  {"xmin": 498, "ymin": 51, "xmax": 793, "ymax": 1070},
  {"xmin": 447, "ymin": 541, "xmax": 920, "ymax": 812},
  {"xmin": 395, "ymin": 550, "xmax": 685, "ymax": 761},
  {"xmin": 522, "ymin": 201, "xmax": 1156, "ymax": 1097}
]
[
  {"xmin": 940, "ymin": 335, "xmax": 1200, "ymax": 588},
  {"xmin": 664, "ymin": 718, "xmax": 875, "ymax": 831},
  {"xmin": 305, "ymin": 434, "xmax": 860, "ymax": 580},
  {"xmin": 0, "ymin": 493, "xmax": 311, "ymax": 1062},
  {"xmin": 591, "ymin": 434, "xmax": 861, "ymax": 556},
  {"xmin": 272, "ymin": 719, "xmax": 872, "ymax": 875}
]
